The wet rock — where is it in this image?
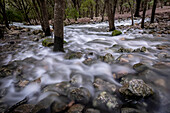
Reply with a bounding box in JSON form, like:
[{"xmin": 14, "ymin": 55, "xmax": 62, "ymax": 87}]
[
  {"xmin": 32, "ymin": 94, "xmax": 69, "ymax": 113},
  {"xmin": 13, "ymin": 104, "xmax": 34, "ymax": 113},
  {"xmin": 121, "ymin": 107, "xmax": 147, "ymax": 113},
  {"xmin": 83, "ymin": 58, "xmax": 97, "ymax": 65},
  {"xmin": 32, "ymin": 30, "xmax": 43, "ymax": 35},
  {"xmin": 70, "ymin": 74, "xmax": 83, "ymax": 86},
  {"xmin": 67, "ymin": 104, "xmax": 84, "ymax": 113},
  {"xmin": 42, "ymin": 38, "xmax": 54, "ymax": 47},
  {"xmin": 93, "ymin": 78, "xmax": 116, "ymax": 94},
  {"xmin": 85, "ymin": 108, "xmax": 100, "ymax": 113},
  {"xmin": 119, "ymin": 79, "xmax": 154, "ymax": 98},
  {"xmin": 9, "ymin": 30, "xmax": 20, "ymax": 36},
  {"xmin": 118, "ymin": 47, "xmax": 133, "ymax": 53},
  {"xmin": 157, "ymin": 52, "xmax": 168, "ymax": 59},
  {"xmin": 100, "ymin": 53, "xmax": 114, "ymax": 63},
  {"xmin": 65, "ymin": 51, "xmax": 83, "ymax": 59},
  {"xmin": 133, "ymin": 47, "xmax": 147, "ymax": 52},
  {"xmin": 43, "ymin": 81, "xmax": 71, "ymax": 96},
  {"xmin": 68, "ymin": 87, "xmax": 91, "ymax": 104},
  {"xmin": 156, "ymin": 45, "xmax": 169, "ymax": 50},
  {"xmin": 133, "ymin": 63, "xmax": 148, "ymax": 72},
  {"xmin": 21, "ymin": 28, "xmax": 30, "ymax": 32},
  {"xmin": 112, "ymin": 30, "xmax": 122, "ymax": 36},
  {"xmin": 93, "ymin": 91, "xmax": 119, "ymax": 111},
  {"xmin": 33, "ymin": 37, "xmax": 39, "ymax": 42}
]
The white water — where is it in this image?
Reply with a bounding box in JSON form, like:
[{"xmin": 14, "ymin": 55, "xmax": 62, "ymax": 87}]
[{"xmin": 1, "ymin": 18, "xmax": 170, "ymax": 107}]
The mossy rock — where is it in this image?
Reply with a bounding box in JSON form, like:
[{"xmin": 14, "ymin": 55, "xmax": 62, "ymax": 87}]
[
  {"xmin": 112, "ymin": 30, "xmax": 122, "ymax": 36},
  {"xmin": 42, "ymin": 38, "xmax": 67, "ymax": 47},
  {"xmin": 42, "ymin": 38, "xmax": 54, "ymax": 47}
]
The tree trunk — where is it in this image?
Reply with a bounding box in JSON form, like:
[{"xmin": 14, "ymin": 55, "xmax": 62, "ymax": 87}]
[
  {"xmin": 134, "ymin": 0, "xmax": 141, "ymax": 17},
  {"xmin": 141, "ymin": 0, "xmax": 147, "ymax": 28},
  {"xmin": 0, "ymin": 0, "xmax": 9, "ymax": 29},
  {"xmin": 101, "ymin": 1, "xmax": 106, "ymax": 22},
  {"xmin": 105, "ymin": 0, "xmax": 117, "ymax": 31},
  {"xmin": 95, "ymin": 0, "xmax": 99, "ymax": 17},
  {"xmin": 151, "ymin": 0, "xmax": 157, "ymax": 23},
  {"xmin": 128, "ymin": 0, "xmax": 134, "ymax": 26},
  {"xmin": 38, "ymin": 0, "xmax": 51, "ymax": 36},
  {"xmin": 90, "ymin": 3, "xmax": 94, "ymax": 19},
  {"xmin": 53, "ymin": 0, "xmax": 64, "ymax": 52}
]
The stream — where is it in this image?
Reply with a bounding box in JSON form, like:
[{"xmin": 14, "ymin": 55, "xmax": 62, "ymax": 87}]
[{"xmin": 0, "ymin": 18, "xmax": 170, "ymax": 113}]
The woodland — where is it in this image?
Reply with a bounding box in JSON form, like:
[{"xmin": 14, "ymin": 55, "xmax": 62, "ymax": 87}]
[{"xmin": 0, "ymin": 0, "xmax": 170, "ymax": 113}]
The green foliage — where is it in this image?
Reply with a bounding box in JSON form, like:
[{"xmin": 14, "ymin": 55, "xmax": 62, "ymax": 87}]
[
  {"xmin": 6, "ymin": 8, "xmax": 24, "ymax": 22},
  {"xmin": 65, "ymin": 7, "xmax": 79, "ymax": 19},
  {"xmin": 80, "ymin": 0, "xmax": 95, "ymax": 13},
  {"xmin": 148, "ymin": 0, "xmax": 154, "ymax": 6}
]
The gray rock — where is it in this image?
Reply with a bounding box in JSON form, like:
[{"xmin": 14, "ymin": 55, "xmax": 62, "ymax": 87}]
[
  {"xmin": 133, "ymin": 63, "xmax": 148, "ymax": 72},
  {"xmin": 119, "ymin": 79, "xmax": 154, "ymax": 98},
  {"xmin": 85, "ymin": 108, "xmax": 100, "ymax": 113},
  {"xmin": 68, "ymin": 87, "xmax": 91, "ymax": 104},
  {"xmin": 93, "ymin": 91, "xmax": 119, "ymax": 111},
  {"xmin": 67, "ymin": 104, "xmax": 84, "ymax": 113},
  {"xmin": 93, "ymin": 78, "xmax": 116, "ymax": 94}
]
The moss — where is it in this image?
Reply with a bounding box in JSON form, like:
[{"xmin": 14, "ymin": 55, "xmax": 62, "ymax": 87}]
[
  {"xmin": 112, "ymin": 30, "xmax": 122, "ymax": 36},
  {"xmin": 42, "ymin": 38, "xmax": 54, "ymax": 47}
]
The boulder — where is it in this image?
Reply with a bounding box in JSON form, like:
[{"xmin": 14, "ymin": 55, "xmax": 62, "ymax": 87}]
[
  {"xmin": 67, "ymin": 104, "xmax": 84, "ymax": 113},
  {"xmin": 133, "ymin": 63, "xmax": 148, "ymax": 72},
  {"xmin": 112, "ymin": 30, "xmax": 122, "ymax": 36},
  {"xmin": 119, "ymin": 79, "xmax": 154, "ymax": 98},
  {"xmin": 42, "ymin": 38, "xmax": 54, "ymax": 47},
  {"xmin": 100, "ymin": 53, "xmax": 114, "ymax": 63},
  {"xmin": 68, "ymin": 87, "xmax": 91, "ymax": 104},
  {"xmin": 93, "ymin": 78, "xmax": 116, "ymax": 94},
  {"xmin": 93, "ymin": 91, "xmax": 119, "ymax": 111}
]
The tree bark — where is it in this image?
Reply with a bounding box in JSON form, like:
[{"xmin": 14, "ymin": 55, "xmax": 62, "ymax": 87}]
[
  {"xmin": 141, "ymin": 0, "xmax": 147, "ymax": 28},
  {"xmin": 134, "ymin": 0, "xmax": 141, "ymax": 17},
  {"xmin": 150, "ymin": 0, "xmax": 157, "ymax": 23},
  {"xmin": 90, "ymin": 3, "xmax": 94, "ymax": 19},
  {"xmin": 53, "ymin": 0, "xmax": 65, "ymax": 52},
  {"xmin": 128, "ymin": 0, "xmax": 134, "ymax": 26},
  {"xmin": 95, "ymin": 0, "xmax": 99, "ymax": 17},
  {"xmin": 38, "ymin": 0, "xmax": 51, "ymax": 36},
  {"xmin": 101, "ymin": 1, "xmax": 106, "ymax": 22},
  {"xmin": 105, "ymin": 0, "xmax": 118, "ymax": 31},
  {"xmin": 0, "ymin": 0, "xmax": 9, "ymax": 29}
]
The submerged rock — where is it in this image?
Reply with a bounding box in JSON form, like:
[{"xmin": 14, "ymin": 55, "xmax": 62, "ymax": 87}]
[
  {"xmin": 112, "ymin": 30, "xmax": 122, "ymax": 36},
  {"xmin": 93, "ymin": 91, "xmax": 119, "ymax": 111},
  {"xmin": 42, "ymin": 38, "xmax": 54, "ymax": 47},
  {"xmin": 68, "ymin": 87, "xmax": 91, "ymax": 104},
  {"xmin": 133, "ymin": 63, "xmax": 148, "ymax": 72},
  {"xmin": 100, "ymin": 53, "xmax": 114, "ymax": 63},
  {"xmin": 119, "ymin": 79, "xmax": 154, "ymax": 98},
  {"xmin": 118, "ymin": 47, "xmax": 133, "ymax": 53},
  {"xmin": 32, "ymin": 94, "xmax": 70, "ymax": 113},
  {"xmin": 67, "ymin": 104, "xmax": 84, "ymax": 113},
  {"xmin": 65, "ymin": 51, "xmax": 83, "ymax": 59},
  {"xmin": 13, "ymin": 104, "xmax": 34, "ymax": 113}
]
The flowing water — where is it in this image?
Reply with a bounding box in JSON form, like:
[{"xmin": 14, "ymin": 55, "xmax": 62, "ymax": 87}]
[{"xmin": 0, "ymin": 19, "xmax": 170, "ymax": 113}]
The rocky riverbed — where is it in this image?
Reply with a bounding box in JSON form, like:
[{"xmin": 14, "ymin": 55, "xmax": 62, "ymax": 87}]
[{"xmin": 0, "ymin": 12, "xmax": 170, "ymax": 113}]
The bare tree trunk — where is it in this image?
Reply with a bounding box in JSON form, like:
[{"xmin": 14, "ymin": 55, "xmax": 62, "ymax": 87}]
[
  {"xmin": 101, "ymin": 1, "xmax": 106, "ymax": 22},
  {"xmin": 53, "ymin": 0, "xmax": 65, "ymax": 52},
  {"xmin": 0, "ymin": 0, "xmax": 9, "ymax": 29},
  {"xmin": 128, "ymin": 0, "xmax": 134, "ymax": 26},
  {"xmin": 141, "ymin": 0, "xmax": 147, "ymax": 28},
  {"xmin": 90, "ymin": 3, "xmax": 94, "ymax": 19},
  {"xmin": 134, "ymin": 0, "xmax": 141, "ymax": 17},
  {"xmin": 105, "ymin": 0, "xmax": 118, "ymax": 31},
  {"xmin": 95, "ymin": 0, "xmax": 99, "ymax": 17},
  {"xmin": 151, "ymin": 0, "xmax": 157, "ymax": 23},
  {"xmin": 38, "ymin": 0, "xmax": 51, "ymax": 36}
]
